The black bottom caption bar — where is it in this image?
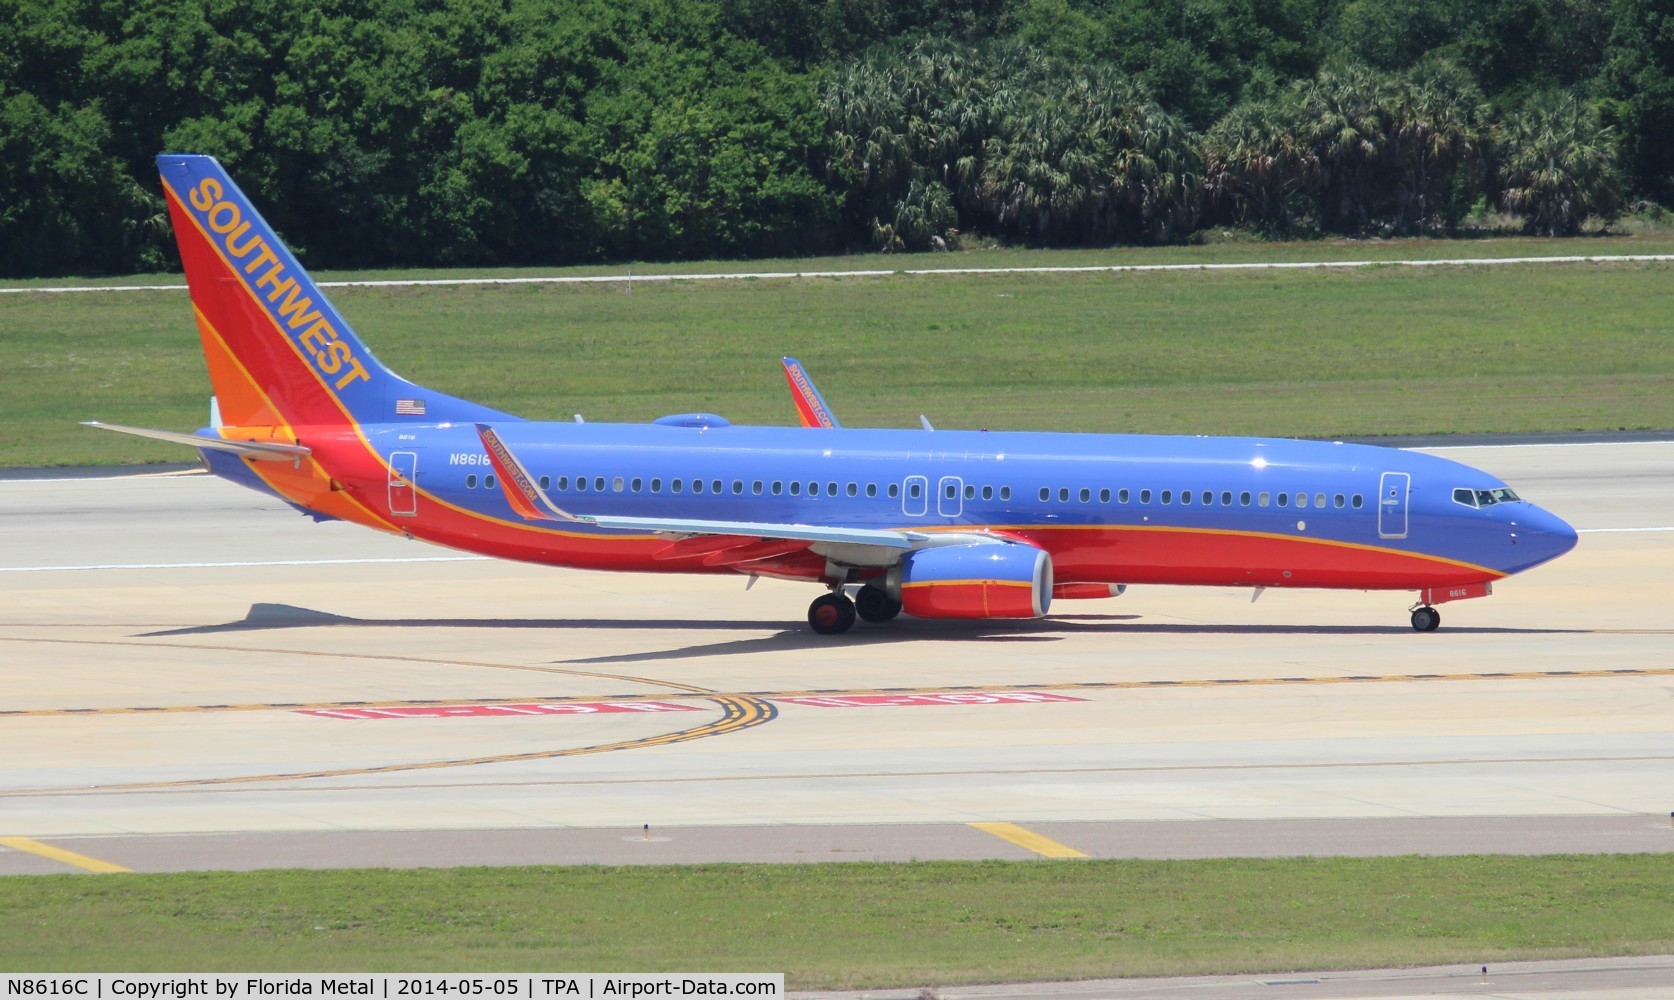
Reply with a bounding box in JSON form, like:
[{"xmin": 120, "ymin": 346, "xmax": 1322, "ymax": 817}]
[{"xmin": 4, "ymin": 978, "xmax": 782, "ymax": 1000}]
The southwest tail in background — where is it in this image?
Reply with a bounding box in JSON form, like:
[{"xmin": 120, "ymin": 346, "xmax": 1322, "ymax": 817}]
[{"xmin": 156, "ymin": 154, "xmax": 514, "ymax": 429}]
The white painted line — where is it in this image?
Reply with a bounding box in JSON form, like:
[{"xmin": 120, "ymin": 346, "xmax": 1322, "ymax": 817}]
[
  {"xmin": 8, "ymin": 470, "xmax": 206, "ymax": 484},
  {"xmin": 1577, "ymin": 527, "xmax": 1674, "ymax": 533},
  {"xmin": 6, "ymin": 253, "xmax": 1673, "ymax": 295},
  {"xmin": 0, "ymin": 556, "xmax": 490, "ymax": 573},
  {"xmin": 1418, "ymin": 441, "xmax": 1674, "ymax": 451}
]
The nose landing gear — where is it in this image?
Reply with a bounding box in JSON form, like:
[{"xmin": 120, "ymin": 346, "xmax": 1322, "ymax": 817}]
[{"xmin": 1410, "ymin": 605, "xmax": 1440, "ymax": 632}]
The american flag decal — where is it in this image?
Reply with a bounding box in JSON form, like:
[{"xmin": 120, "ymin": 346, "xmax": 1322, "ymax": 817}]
[{"xmin": 395, "ymin": 398, "xmax": 427, "ymax": 416}]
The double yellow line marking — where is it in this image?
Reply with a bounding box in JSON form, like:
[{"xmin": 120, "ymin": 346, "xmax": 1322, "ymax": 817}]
[{"xmin": 0, "ymin": 836, "xmax": 128, "ymax": 873}]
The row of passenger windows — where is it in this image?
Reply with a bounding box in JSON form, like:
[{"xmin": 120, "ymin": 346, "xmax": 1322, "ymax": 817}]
[
  {"xmin": 1038, "ymin": 486, "xmax": 1365, "ymax": 510},
  {"xmin": 458, "ymin": 471, "xmax": 1362, "ymax": 512},
  {"xmin": 459, "ymin": 473, "xmax": 1015, "ymax": 501}
]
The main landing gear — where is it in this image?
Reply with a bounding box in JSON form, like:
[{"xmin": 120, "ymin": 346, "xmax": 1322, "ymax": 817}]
[
  {"xmin": 1410, "ymin": 605, "xmax": 1441, "ymax": 632},
  {"xmin": 808, "ymin": 591, "xmax": 857, "ymax": 635},
  {"xmin": 808, "ymin": 586, "xmax": 903, "ymax": 635},
  {"xmin": 854, "ymin": 585, "xmax": 903, "ymax": 623}
]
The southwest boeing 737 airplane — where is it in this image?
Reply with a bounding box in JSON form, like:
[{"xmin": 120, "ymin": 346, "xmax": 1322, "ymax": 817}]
[{"xmin": 88, "ymin": 154, "xmax": 1579, "ymax": 635}]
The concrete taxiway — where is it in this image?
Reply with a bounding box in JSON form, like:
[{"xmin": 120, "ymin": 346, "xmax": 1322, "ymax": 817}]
[{"xmin": 1, "ymin": 441, "xmax": 1671, "ymax": 873}]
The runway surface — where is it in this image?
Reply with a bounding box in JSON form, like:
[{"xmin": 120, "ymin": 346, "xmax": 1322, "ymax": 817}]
[{"xmin": 2, "ymin": 441, "xmax": 1672, "ymax": 875}]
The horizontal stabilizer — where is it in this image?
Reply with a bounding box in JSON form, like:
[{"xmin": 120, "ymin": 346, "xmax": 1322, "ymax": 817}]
[{"xmin": 82, "ymin": 421, "xmax": 312, "ymax": 462}]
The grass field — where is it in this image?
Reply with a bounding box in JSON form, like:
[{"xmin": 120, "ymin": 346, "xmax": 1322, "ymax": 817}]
[
  {"xmin": 3, "ymin": 857, "xmax": 1671, "ymax": 986},
  {"xmin": 3, "ymin": 238, "xmax": 1673, "ymax": 467}
]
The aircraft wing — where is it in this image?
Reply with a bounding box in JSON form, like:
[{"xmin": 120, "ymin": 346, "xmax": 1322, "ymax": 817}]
[
  {"xmin": 82, "ymin": 421, "xmax": 313, "ymax": 462},
  {"xmin": 476, "ymin": 423, "xmax": 923, "ymax": 554},
  {"xmin": 781, "ymin": 356, "xmax": 841, "ymax": 428}
]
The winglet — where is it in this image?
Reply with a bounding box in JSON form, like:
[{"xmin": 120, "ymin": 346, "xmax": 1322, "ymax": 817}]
[
  {"xmin": 781, "ymin": 357, "xmax": 841, "ymax": 429},
  {"xmin": 475, "ymin": 424, "xmax": 583, "ymax": 522}
]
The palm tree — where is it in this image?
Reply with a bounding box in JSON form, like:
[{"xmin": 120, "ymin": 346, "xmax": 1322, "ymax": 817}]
[
  {"xmin": 1388, "ymin": 58, "xmax": 1490, "ymax": 232},
  {"xmin": 1498, "ymin": 92, "xmax": 1621, "ymax": 236}
]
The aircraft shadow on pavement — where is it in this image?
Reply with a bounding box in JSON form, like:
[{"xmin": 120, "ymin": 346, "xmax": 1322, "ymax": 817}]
[{"xmin": 135, "ymin": 603, "xmax": 1587, "ymax": 667}]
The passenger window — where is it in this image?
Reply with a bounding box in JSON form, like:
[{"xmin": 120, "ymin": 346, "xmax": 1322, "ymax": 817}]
[
  {"xmin": 946, "ymin": 482, "xmax": 958, "ymax": 499},
  {"xmin": 1352, "ymin": 494, "xmax": 1364, "ymax": 509},
  {"xmin": 1161, "ymin": 490, "xmax": 1173, "ymax": 504},
  {"xmin": 1315, "ymin": 493, "xmax": 1326, "ymax": 508},
  {"xmin": 983, "ymin": 486, "xmax": 994, "ymax": 501},
  {"xmin": 965, "ymin": 484, "xmax": 976, "ymax": 499},
  {"xmin": 1240, "ymin": 491, "xmax": 1251, "ymax": 506},
  {"xmin": 1140, "ymin": 489, "xmax": 1152, "ymax": 503},
  {"xmin": 650, "ymin": 478, "xmax": 661, "ymax": 492},
  {"xmin": 888, "ymin": 483, "xmax": 899, "ymax": 498},
  {"xmin": 1099, "ymin": 488, "xmax": 1110, "ymax": 503},
  {"xmin": 866, "ymin": 483, "xmax": 877, "ymax": 498},
  {"xmin": 1334, "ymin": 494, "xmax": 1345, "ymax": 508},
  {"xmin": 1118, "ymin": 489, "xmax": 1129, "ymax": 503},
  {"xmin": 672, "ymin": 479, "xmax": 683, "ymax": 493},
  {"xmin": 692, "ymin": 480, "xmax": 704, "ymax": 494},
  {"xmin": 809, "ymin": 481, "xmax": 819, "ymax": 496},
  {"xmin": 1039, "ymin": 487, "xmax": 1050, "ymax": 502},
  {"xmin": 466, "ymin": 474, "xmax": 477, "ymax": 489},
  {"xmin": 848, "ymin": 483, "xmax": 858, "ymax": 497},
  {"xmin": 1277, "ymin": 493, "xmax": 1288, "ymax": 507},
  {"xmin": 1079, "ymin": 488, "xmax": 1091, "ymax": 502},
  {"xmin": 1258, "ymin": 492, "xmax": 1270, "ymax": 507},
  {"xmin": 539, "ymin": 476, "xmax": 550, "ymax": 491},
  {"xmin": 753, "ymin": 481, "xmax": 763, "ymax": 495},
  {"xmin": 732, "ymin": 480, "xmax": 743, "ymax": 495},
  {"xmin": 1295, "ymin": 492, "xmax": 1307, "ymax": 508},
  {"xmin": 1221, "ymin": 491, "xmax": 1233, "ymax": 506},
  {"xmin": 593, "ymin": 477, "xmax": 605, "ymax": 491},
  {"xmin": 1000, "ymin": 486, "xmax": 1011, "ymax": 501},
  {"xmin": 1058, "ymin": 487, "xmax": 1070, "ymax": 502},
  {"xmin": 558, "ymin": 476, "xmax": 569, "ymax": 490},
  {"xmin": 826, "ymin": 482, "xmax": 836, "ymax": 496},
  {"xmin": 631, "ymin": 477, "xmax": 643, "ymax": 492},
  {"xmin": 789, "ymin": 481, "xmax": 800, "ymax": 496},
  {"xmin": 909, "ymin": 482, "xmax": 922, "ymax": 499},
  {"xmin": 772, "ymin": 481, "xmax": 782, "ymax": 495},
  {"xmin": 485, "ymin": 475, "xmax": 497, "ymax": 489},
  {"xmin": 1180, "ymin": 490, "xmax": 1191, "ymax": 505}
]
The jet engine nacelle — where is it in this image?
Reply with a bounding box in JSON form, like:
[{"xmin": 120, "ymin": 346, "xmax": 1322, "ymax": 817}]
[{"xmin": 888, "ymin": 543, "xmax": 1053, "ymax": 619}]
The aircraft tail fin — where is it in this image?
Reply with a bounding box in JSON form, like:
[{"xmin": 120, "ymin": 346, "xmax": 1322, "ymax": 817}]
[{"xmin": 156, "ymin": 154, "xmax": 516, "ymax": 430}]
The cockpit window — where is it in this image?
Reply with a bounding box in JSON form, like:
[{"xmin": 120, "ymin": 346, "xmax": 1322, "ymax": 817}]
[{"xmin": 1456, "ymin": 486, "xmax": 1523, "ymax": 508}]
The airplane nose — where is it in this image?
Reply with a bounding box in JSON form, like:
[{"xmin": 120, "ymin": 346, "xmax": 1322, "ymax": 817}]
[{"xmin": 1513, "ymin": 505, "xmax": 1578, "ymax": 568}]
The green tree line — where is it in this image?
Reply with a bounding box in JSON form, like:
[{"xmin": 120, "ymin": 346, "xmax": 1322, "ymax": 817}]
[{"xmin": 0, "ymin": 0, "xmax": 1667, "ymax": 276}]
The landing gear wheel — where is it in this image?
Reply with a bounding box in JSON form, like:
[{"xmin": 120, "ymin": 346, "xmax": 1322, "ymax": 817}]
[
  {"xmin": 854, "ymin": 585, "xmax": 902, "ymax": 623},
  {"xmin": 808, "ymin": 592, "xmax": 857, "ymax": 635},
  {"xmin": 1410, "ymin": 606, "xmax": 1440, "ymax": 632}
]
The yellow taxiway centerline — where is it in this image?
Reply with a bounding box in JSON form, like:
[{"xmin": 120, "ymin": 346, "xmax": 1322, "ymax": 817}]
[
  {"xmin": 0, "ymin": 836, "xmax": 130, "ymax": 872},
  {"xmin": 969, "ymin": 822, "xmax": 1089, "ymax": 859}
]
